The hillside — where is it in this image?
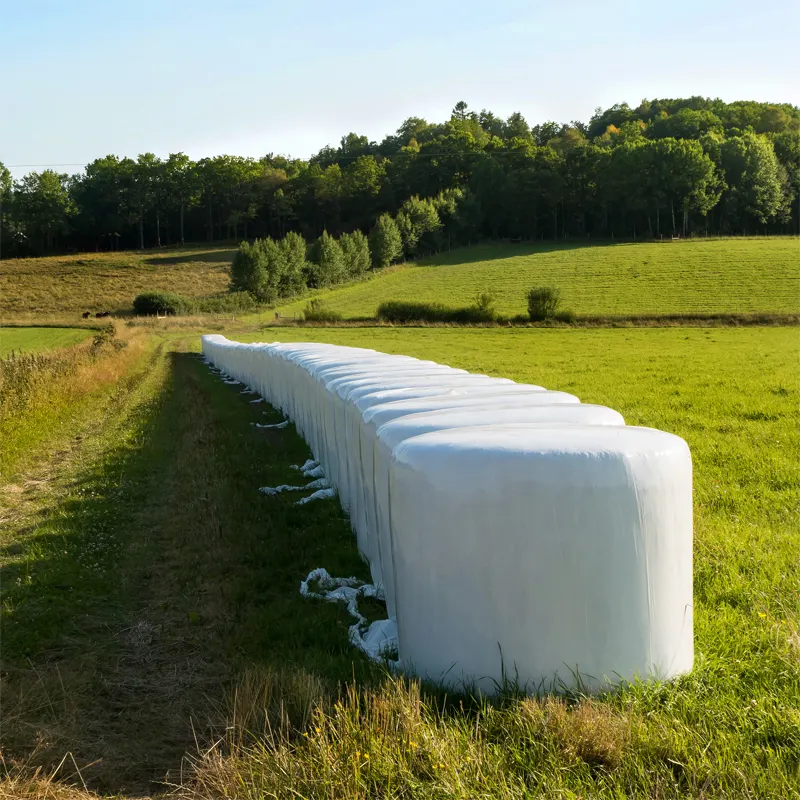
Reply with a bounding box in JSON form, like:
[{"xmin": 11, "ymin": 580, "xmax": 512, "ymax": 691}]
[
  {"xmin": 0, "ymin": 245, "xmax": 235, "ymax": 319},
  {"xmin": 1, "ymin": 237, "xmax": 797, "ymax": 324},
  {"xmin": 274, "ymin": 237, "xmax": 800, "ymax": 319}
]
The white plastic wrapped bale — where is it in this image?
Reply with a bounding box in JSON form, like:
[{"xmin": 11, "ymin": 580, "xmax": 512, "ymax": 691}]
[
  {"xmin": 345, "ymin": 376, "xmax": 516, "ymax": 545},
  {"xmin": 297, "ymin": 355, "xmax": 419, "ymax": 435},
  {"xmin": 389, "ymin": 424, "xmax": 693, "ymax": 693},
  {"xmin": 358, "ymin": 389, "xmax": 578, "ymax": 575},
  {"xmin": 301, "ymin": 358, "xmax": 427, "ymax": 475},
  {"xmin": 373, "ymin": 404, "xmax": 626, "ymax": 617},
  {"xmin": 278, "ymin": 348, "xmax": 387, "ymax": 434},
  {"xmin": 323, "ymin": 367, "xmax": 471, "ymax": 505},
  {"xmin": 333, "ymin": 374, "xmax": 513, "ymax": 552}
]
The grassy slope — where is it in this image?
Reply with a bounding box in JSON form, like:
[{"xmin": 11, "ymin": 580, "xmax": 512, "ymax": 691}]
[
  {"xmin": 0, "ymin": 245, "xmax": 235, "ymax": 319},
  {"xmin": 274, "ymin": 237, "xmax": 800, "ymax": 319},
  {"xmin": 0, "ymin": 326, "xmax": 93, "ymax": 356},
  {"xmin": 2, "ymin": 237, "xmax": 797, "ymax": 327}
]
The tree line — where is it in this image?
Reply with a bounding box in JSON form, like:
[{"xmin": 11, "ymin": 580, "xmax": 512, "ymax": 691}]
[{"xmin": 1, "ymin": 96, "xmax": 798, "ymax": 257}]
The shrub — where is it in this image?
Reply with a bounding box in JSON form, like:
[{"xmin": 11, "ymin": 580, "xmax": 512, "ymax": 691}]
[
  {"xmin": 377, "ymin": 299, "xmax": 503, "ymax": 324},
  {"xmin": 279, "ymin": 232, "xmax": 309, "ymax": 297},
  {"xmin": 133, "ymin": 292, "xmax": 190, "ymax": 316},
  {"xmin": 376, "ymin": 300, "xmax": 452, "ymax": 323},
  {"xmin": 91, "ymin": 323, "xmax": 127, "ymax": 353},
  {"xmin": 553, "ymin": 309, "xmax": 576, "ymax": 323},
  {"xmin": 527, "ymin": 286, "xmax": 562, "ymax": 321},
  {"xmin": 340, "ymin": 230, "xmax": 371, "ymax": 278},
  {"xmin": 309, "ymin": 232, "xmax": 346, "ymax": 288},
  {"xmin": 303, "ymin": 299, "xmax": 342, "ymax": 322},
  {"xmin": 470, "ymin": 290, "xmax": 497, "ymax": 322},
  {"xmin": 197, "ymin": 292, "xmax": 257, "ymax": 314}
]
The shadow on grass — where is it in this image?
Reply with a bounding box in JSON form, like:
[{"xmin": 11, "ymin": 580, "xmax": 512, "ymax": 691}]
[
  {"xmin": 416, "ymin": 237, "xmax": 686, "ymax": 268},
  {"xmin": 144, "ymin": 248, "xmax": 236, "ymax": 266},
  {"xmin": 0, "ymin": 350, "xmax": 379, "ymax": 793}
]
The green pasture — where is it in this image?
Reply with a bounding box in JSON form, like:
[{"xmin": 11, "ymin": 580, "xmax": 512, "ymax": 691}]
[
  {"xmin": 274, "ymin": 237, "xmax": 800, "ymax": 319},
  {"xmin": 0, "ymin": 326, "xmax": 92, "ymax": 357}
]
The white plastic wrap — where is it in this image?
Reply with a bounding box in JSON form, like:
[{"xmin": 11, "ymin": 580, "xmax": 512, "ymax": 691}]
[
  {"xmin": 389, "ymin": 424, "xmax": 693, "ymax": 693},
  {"xmin": 345, "ymin": 376, "xmax": 516, "ymax": 545},
  {"xmin": 372, "ymin": 404, "xmax": 626, "ymax": 615},
  {"xmin": 324, "ymin": 367, "xmax": 468, "ymax": 505},
  {"xmin": 358, "ymin": 389, "xmax": 579, "ymax": 573}
]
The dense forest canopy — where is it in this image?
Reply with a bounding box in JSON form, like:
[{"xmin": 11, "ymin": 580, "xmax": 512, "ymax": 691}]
[{"xmin": 1, "ymin": 97, "xmax": 798, "ymax": 257}]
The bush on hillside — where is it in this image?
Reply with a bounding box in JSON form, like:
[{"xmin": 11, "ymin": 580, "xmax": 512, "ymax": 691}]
[
  {"xmin": 133, "ymin": 292, "xmax": 191, "ymax": 316},
  {"xmin": 197, "ymin": 292, "xmax": 257, "ymax": 314},
  {"xmin": 527, "ymin": 286, "xmax": 562, "ymax": 321},
  {"xmin": 303, "ymin": 299, "xmax": 342, "ymax": 322},
  {"xmin": 309, "ymin": 232, "xmax": 346, "ymax": 288},
  {"xmin": 376, "ymin": 299, "xmax": 498, "ymax": 324},
  {"xmin": 471, "ymin": 290, "xmax": 497, "ymax": 322},
  {"xmin": 377, "ymin": 300, "xmax": 451, "ymax": 323},
  {"xmin": 369, "ymin": 214, "xmax": 403, "ymax": 269},
  {"xmin": 340, "ymin": 230, "xmax": 371, "ymax": 277}
]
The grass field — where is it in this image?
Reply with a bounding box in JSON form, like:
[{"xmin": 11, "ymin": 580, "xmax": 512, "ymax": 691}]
[
  {"xmin": 1, "ymin": 237, "xmax": 797, "ymax": 326},
  {"xmin": 0, "ymin": 326, "xmax": 93, "ymax": 356},
  {"xmin": 2, "ymin": 323, "xmax": 798, "ymax": 798},
  {"xmin": 0, "ymin": 245, "xmax": 235, "ymax": 319},
  {"xmin": 274, "ymin": 237, "xmax": 800, "ymax": 319}
]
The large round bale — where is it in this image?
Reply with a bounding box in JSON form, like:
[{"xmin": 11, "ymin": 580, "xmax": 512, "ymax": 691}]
[
  {"xmin": 330, "ymin": 371, "xmax": 512, "ymax": 517},
  {"xmin": 324, "ymin": 366, "xmax": 469, "ymax": 505},
  {"xmin": 285, "ymin": 349, "xmax": 390, "ymax": 439},
  {"xmin": 389, "ymin": 424, "xmax": 693, "ymax": 693},
  {"xmin": 374, "ymin": 405, "xmax": 626, "ymax": 617},
  {"xmin": 281, "ymin": 352, "xmax": 397, "ymax": 462},
  {"xmin": 300, "ymin": 353, "xmax": 424, "ymax": 468},
  {"xmin": 345, "ymin": 375, "xmax": 517, "ymax": 544},
  {"xmin": 359, "ymin": 389, "xmax": 576, "ymax": 565}
]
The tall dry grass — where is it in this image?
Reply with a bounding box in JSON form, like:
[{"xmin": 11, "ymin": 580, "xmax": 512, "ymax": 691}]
[
  {"xmin": 177, "ymin": 668, "xmax": 634, "ymax": 800},
  {"xmin": 0, "ymin": 324, "xmax": 145, "ymax": 479}
]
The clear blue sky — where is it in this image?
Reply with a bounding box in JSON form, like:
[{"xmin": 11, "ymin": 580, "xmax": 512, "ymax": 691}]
[{"xmin": 3, "ymin": 0, "xmax": 797, "ymax": 177}]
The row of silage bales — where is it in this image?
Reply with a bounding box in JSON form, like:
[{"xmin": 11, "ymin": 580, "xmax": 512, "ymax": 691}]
[{"xmin": 201, "ymin": 334, "xmax": 694, "ymax": 694}]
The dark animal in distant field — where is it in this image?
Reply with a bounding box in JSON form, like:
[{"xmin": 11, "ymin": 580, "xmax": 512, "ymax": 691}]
[
  {"xmin": 95, "ymin": 311, "xmax": 111, "ymax": 318},
  {"xmin": 82, "ymin": 311, "xmax": 91, "ymax": 319}
]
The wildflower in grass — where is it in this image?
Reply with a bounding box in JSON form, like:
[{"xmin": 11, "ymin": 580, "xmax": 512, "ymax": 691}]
[{"xmin": 759, "ymin": 612, "xmax": 767, "ymax": 618}]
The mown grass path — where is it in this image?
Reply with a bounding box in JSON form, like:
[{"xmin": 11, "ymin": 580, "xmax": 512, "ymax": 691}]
[{"xmin": 0, "ymin": 335, "xmax": 375, "ymax": 795}]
